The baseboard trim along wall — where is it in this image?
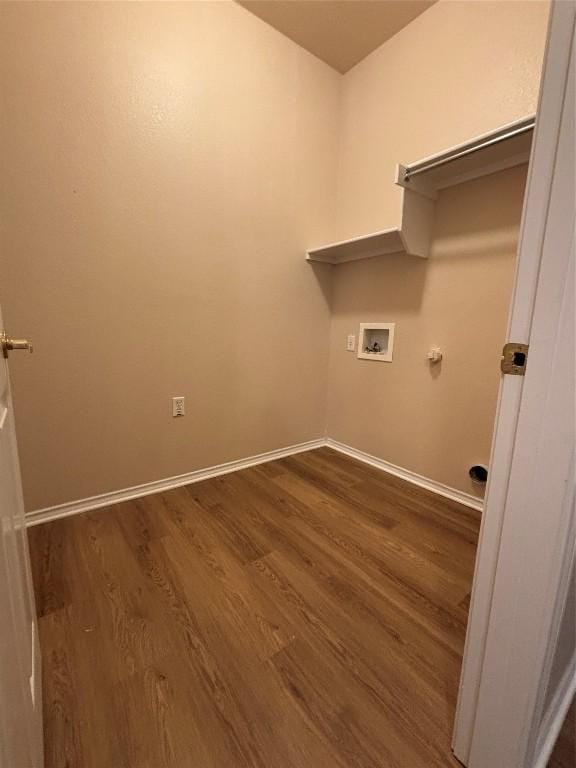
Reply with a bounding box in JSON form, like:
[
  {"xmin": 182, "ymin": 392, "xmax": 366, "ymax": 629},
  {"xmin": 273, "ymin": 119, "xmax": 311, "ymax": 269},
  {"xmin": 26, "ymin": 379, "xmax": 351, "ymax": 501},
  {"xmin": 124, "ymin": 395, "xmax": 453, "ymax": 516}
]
[
  {"xmin": 326, "ymin": 438, "xmax": 484, "ymax": 512},
  {"xmin": 26, "ymin": 436, "xmax": 483, "ymax": 526},
  {"xmin": 25, "ymin": 439, "xmax": 326, "ymax": 527}
]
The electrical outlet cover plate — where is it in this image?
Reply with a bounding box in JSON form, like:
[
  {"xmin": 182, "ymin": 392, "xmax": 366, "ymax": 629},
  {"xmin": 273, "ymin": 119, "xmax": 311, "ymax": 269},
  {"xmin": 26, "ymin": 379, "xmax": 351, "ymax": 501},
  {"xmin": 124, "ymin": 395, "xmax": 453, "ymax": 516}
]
[{"xmin": 172, "ymin": 396, "xmax": 185, "ymax": 417}]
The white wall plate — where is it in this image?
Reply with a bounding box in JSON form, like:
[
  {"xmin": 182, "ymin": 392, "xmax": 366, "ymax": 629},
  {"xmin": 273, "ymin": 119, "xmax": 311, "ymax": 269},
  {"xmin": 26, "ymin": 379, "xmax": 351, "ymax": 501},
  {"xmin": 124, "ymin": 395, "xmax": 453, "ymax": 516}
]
[{"xmin": 357, "ymin": 323, "xmax": 395, "ymax": 362}]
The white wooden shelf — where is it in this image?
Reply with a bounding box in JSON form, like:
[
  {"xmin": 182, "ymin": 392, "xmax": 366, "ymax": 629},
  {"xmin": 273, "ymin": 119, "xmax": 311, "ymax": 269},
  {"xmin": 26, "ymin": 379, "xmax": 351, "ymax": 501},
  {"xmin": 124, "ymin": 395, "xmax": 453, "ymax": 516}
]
[
  {"xmin": 306, "ymin": 228, "xmax": 404, "ymax": 264},
  {"xmin": 306, "ymin": 116, "xmax": 534, "ymax": 265},
  {"xmin": 396, "ymin": 116, "xmax": 534, "ymax": 199},
  {"xmin": 306, "ymin": 186, "xmax": 433, "ymax": 263}
]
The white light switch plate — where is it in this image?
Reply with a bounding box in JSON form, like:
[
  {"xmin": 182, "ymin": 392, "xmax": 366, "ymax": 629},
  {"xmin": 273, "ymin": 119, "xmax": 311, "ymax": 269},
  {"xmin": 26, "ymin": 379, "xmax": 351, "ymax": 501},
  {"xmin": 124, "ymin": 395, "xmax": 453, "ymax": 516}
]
[{"xmin": 346, "ymin": 335, "xmax": 356, "ymax": 352}]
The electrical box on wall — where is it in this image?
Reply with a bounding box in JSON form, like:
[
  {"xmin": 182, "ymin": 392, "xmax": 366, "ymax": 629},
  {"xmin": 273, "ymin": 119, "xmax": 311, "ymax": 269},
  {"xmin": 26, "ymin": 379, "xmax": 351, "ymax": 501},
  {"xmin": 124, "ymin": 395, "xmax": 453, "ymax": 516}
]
[{"xmin": 358, "ymin": 323, "xmax": 395, "ymax": 362}]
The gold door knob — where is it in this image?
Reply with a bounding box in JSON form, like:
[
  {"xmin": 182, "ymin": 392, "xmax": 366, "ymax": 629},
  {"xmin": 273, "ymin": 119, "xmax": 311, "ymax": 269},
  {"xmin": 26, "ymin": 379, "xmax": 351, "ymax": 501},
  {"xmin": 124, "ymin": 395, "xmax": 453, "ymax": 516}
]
[{"xmin": 1, "ymin": 332, "xmax": 33, "ymax": 358}]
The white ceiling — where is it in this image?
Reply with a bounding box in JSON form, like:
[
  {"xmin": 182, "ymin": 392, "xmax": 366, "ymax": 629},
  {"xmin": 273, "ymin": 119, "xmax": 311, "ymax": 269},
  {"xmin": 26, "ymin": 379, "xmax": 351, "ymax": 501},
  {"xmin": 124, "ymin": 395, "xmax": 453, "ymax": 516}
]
[{"xmin": 236, "ymin": 0, "xmax": 436, "ymax": 73}]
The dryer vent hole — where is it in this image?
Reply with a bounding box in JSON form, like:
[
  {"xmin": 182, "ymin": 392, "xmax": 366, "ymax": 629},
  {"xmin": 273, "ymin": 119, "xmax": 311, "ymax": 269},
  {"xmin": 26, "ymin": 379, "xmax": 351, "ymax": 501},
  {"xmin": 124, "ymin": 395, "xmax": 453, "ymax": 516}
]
[{"xmin": 469, "ymin": 465, "xmax": 488, "ymax": 485}]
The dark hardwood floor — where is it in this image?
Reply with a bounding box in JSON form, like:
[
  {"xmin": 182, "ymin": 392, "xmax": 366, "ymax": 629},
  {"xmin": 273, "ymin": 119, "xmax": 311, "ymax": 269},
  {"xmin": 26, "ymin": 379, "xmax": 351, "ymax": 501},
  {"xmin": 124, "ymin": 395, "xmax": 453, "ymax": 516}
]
[{"xmin": 29, "ymin": 447, "xmax": 481, "ymax": 768}]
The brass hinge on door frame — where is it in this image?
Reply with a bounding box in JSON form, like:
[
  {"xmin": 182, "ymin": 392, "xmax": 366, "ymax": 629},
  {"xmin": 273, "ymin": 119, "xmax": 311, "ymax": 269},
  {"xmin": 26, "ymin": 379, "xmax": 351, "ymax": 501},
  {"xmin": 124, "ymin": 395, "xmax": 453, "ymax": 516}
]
[{"xmin": 501, "ymin": 342, "xmax": 529, "ymax": 375}]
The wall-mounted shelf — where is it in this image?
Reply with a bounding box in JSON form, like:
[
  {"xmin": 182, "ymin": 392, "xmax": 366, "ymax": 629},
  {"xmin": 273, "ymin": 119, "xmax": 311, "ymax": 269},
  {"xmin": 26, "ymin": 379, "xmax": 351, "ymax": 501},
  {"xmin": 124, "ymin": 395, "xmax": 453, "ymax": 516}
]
[
  {"xmin": 306, "ymin": 187, "xmax": 433, "ymax": 264},
  {"xmin": 307, "ymin": 228, "xmax": 404, "ymax": 264},
  {"xmin": 306, "ymin": 189, "xmax": 434, "ymax": 264},
  {"xmin": 396, "ymin": 116, "xmax": 535, "ymax": 199},
  {"xmin": 306, "ymin": 116, "xmax": 534, "ymax": 265}
]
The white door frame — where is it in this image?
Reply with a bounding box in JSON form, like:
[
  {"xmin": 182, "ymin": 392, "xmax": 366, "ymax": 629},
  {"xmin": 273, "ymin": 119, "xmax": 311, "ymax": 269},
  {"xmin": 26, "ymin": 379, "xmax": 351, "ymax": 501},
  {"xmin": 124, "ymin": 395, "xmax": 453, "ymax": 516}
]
[
  {"xmin": 0, "ymin": 307, "xmax": 43, "ymax": 768},
  {"xmin": 453, "ymin": 1, "xmax": 576, "ymax": 765}
]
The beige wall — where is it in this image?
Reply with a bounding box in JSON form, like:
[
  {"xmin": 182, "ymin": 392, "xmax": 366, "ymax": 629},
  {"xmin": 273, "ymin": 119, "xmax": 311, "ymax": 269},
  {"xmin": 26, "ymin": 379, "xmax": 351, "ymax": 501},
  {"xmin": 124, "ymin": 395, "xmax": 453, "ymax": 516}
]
[
  {"xmin": 327, "ymin": 167, "xmax": 527, "ymax": 496},
  {"xmin": 0, "ymin": 1, "xmax": 340, "ymax": 510},
  {"xmin": 335, "ymin": 0, "xmax": 550, "ymax": 239},
  {"xmin": 327, "ymin": 0, "xmax": 548, "ymax": 497},
  {"xmin": 0, "ymin": 0, "xmax": 549, "ymax": 511}
]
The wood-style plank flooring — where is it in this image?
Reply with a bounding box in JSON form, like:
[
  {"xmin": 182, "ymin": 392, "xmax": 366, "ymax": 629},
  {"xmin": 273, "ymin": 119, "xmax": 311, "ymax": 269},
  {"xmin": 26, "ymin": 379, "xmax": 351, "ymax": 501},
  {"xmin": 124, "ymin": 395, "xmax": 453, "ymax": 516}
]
[{"xmin": 29, "ymin": 447, "xmax": 481, "ymax": 768}]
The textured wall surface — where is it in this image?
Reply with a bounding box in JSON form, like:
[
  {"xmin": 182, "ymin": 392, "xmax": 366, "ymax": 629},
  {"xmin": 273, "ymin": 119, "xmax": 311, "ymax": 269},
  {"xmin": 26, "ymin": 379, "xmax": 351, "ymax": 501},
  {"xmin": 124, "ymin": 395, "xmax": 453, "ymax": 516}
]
[
  {"xmin": 0, "ymin": 0, "xmax": 549, "ymax": 509},
  {"xmin": 327, "ymin": 0, "xmax": 548, "ymax": 496},
  {"xmin": 0, "ymin": 1, "xmax": 340, "ymax": 509},
  {"xmin": 327, "ymin": 167, "xmax": 528, "ymax": 497},
  {"xmin": 335, "ymin": 0, "xmax": 550, "ymax": 239}
]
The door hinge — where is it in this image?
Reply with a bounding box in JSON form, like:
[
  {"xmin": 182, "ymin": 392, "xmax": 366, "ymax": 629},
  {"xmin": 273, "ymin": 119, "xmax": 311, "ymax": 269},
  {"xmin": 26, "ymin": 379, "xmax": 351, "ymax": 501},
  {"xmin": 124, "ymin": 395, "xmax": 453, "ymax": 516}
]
[{"xmin": 501, "ymin": 342, "xmax": 529, "ymax": 375}]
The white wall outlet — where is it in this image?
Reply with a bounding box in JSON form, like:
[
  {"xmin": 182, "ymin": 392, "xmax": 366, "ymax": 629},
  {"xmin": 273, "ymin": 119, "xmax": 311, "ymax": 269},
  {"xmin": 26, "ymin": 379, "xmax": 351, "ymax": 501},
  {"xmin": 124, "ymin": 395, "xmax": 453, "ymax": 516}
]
[
  {"xmin": 172, "ymin": 396, "xmax": 185, "ymax": 417},
  {"xmin": 346, "ymin": 334, "xmax": 356, "ymax": 352}
]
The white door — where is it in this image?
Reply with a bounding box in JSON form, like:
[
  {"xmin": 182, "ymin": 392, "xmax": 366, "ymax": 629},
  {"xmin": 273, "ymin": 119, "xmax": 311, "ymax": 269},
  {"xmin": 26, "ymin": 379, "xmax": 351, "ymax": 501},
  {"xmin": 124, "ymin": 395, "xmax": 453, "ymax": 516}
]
[
  {"xmin": 453, "ymin": 1, "xmax": 576, "ymax": 765},
  {"xmin": 0, "ymin": 304, "xmax": 43, "ymax": 768}
]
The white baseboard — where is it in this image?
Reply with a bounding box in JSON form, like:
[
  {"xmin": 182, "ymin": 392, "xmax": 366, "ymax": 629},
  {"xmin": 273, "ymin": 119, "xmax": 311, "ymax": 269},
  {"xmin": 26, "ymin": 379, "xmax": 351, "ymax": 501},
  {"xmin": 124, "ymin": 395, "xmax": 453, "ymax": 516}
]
[
  {"xmin": 26, "ymin": 436, "xmax": 483, "ymax": 526},
  {"xmin": 25, "ymin": 438, "xmax": 325, "ymax": 527},
  {"xmin": 532, "ymin": 656, "xmax": 576, "ymax": 768},
  {"xmin": 325, "ymin": 438, "xmax": 484, "ymax": 512}
]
